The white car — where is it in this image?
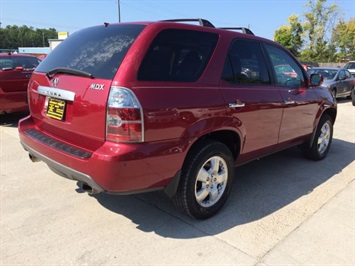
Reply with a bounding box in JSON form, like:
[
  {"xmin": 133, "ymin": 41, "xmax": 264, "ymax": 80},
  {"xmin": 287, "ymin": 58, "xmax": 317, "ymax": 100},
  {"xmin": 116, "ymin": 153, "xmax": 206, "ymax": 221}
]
[{"xmin": 344, "ymin": 61, "xmax": 355, "ymax": 77}]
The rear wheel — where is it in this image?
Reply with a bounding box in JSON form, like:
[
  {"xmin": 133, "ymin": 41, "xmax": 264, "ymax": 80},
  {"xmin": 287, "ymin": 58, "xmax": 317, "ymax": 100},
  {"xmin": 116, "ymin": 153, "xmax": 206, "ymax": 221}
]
[
  {"xmin": 302, "ymin": 114, "xmax": 333, "ymax": 160},
  {"xmin": 173, "ymin": 140, "xmax": 234, "ymax": 219},
  {"xmin": 352, "ymin": 89, "xmax": 355, "ymax": 106}
]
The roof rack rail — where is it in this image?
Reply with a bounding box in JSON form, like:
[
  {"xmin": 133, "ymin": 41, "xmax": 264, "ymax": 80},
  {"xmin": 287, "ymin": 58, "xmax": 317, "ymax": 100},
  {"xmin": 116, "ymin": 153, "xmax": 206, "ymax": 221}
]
[
  {"xmin": 220, "ymin": 27, "xmax": 254, "ymax": 35},
  {"xmin": 160, "ymin": 19, "xmax": 215, "ymax": 28}
]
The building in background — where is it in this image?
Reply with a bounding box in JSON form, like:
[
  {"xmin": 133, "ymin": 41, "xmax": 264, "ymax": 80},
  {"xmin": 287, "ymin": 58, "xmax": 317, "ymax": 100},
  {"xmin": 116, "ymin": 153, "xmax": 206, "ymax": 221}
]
[
  {"xmin": 49, "ymin": 31, "xmax": 69, "ymax": 51},
  {"xmin": 6, "ymin": 31, "xmax": 70, "ymax": 60},
  {"xmin": 18, "ymin": 47, "xmax": 51, "ymax": 60}
]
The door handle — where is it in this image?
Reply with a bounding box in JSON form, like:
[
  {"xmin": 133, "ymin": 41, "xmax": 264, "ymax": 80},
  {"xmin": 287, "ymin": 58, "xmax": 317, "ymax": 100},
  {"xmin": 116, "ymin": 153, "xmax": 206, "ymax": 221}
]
[
  {"xmin": 229, "ymin": 102, "xmax": 245, "ymax": 108},
  {"xmin": 284, "ymin": 100, "xmax": 295, "ymax": 105}
]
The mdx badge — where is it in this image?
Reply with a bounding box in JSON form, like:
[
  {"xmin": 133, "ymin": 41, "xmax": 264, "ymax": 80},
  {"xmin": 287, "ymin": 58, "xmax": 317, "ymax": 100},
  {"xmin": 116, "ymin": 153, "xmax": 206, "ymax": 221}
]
[{"xmin": 90, "ymin": 84, "xmax": 105, "ymax": 90}]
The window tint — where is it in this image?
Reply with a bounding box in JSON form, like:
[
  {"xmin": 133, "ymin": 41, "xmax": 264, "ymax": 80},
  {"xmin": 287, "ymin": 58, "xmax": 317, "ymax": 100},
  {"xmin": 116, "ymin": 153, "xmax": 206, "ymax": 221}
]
[
  {"xmin": 308, "ymin": 68, "xmax": 337, "ymax": 80},
  {"xmin": 35, "ymin": 24, "xmax": 145, "ymax": 80},
  {"xmin": 138, "ymin": 29, "xmax": 218, "ymax": 82},
  {"xmin": 265, "ymin": 44, "xmax": 304, "ymax": 87},
  {"xmin": 222, "ymin": 39, "xmax": 270, "ymax": 85},
  {"xmin": 0, "ymin": 56, "xmax": 40, "ymax": 70},
  {"xmin": 344, "ymin": 70, "xmax": 351, "ymax": 79}
]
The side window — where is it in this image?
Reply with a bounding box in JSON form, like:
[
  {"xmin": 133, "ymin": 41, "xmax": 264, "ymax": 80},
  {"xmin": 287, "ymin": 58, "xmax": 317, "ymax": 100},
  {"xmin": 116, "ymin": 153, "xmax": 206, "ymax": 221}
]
[
  {"xmin": 339, "ymin": 70, "xmax": 346, "ymax": 80},
  {"xmin": 264, "ymin": 44, "xmax": 304, "ymax": 87},
  {"xmin": 222, "ymin": 39, "xmax": 270, "ymax": 85},
  {"xmin": 138, "ymin": 29, "xmax": 218, "ymax": 82}
]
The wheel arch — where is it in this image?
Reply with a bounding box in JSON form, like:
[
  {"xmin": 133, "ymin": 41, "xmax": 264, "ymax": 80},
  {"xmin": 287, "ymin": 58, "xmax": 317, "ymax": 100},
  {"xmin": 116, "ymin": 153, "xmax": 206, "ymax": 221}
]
[
  {"xmin": 307, "ymin": 107, "xmax": 337, "ymax": 150},
  {"xmin": 164, "ymin": 129, "xmax": 241, "ymax": 198},
  {"xmin": 322, "ymin": 107, "xmax": 337, "ymax": 125}
]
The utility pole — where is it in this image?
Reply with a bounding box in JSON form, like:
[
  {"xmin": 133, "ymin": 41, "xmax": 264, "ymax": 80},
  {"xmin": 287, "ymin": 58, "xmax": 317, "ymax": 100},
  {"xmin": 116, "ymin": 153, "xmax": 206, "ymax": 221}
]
[{"xmin": 118, "ymin": 0, "xmax": 121, "ymax": 22}]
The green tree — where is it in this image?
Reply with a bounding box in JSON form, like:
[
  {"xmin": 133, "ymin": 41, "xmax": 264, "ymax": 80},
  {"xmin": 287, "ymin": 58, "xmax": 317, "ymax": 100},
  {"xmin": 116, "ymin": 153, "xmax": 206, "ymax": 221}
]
[
  {"xmin": 0, "ymin": 25, "xmax": 57, "ymax": 49},
  {"xmin": 332, "ymin": 18, "xmax": 355, "ymax": 60},
  {"xmin": 274, "ymin": 15, "xmax": 304, "ymax": 56},
  {"xmin": 301, "ymin": 0, "xmax": 339, "ymax": 61}
]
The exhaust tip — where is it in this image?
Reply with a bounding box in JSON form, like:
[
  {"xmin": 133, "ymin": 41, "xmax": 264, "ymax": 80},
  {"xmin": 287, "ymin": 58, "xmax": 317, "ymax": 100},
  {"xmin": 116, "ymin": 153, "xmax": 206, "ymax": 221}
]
[
  {"xmin": 80, "ymin": 182, "xmax": 100, "ymax": 195},
  {"xmin": 29, "ymin": 153, "xmax": 41, "ymax": 162}
]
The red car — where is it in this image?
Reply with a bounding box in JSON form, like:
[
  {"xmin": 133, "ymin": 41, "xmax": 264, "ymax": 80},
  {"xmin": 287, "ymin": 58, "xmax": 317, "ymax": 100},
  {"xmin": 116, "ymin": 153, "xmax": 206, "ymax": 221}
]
[
  {"xmin": 0, "ymin": 53, "xmax": 41, "ymax": 114},
  {"xmin": 18, "ymin": 19, "xmax": 337, "ymax": 219}
]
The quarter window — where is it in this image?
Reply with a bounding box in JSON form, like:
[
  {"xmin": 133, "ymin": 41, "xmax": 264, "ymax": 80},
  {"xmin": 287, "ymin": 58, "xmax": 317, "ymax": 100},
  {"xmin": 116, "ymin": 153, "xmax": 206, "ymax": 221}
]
[{"xmin": 138, "ymin": 29, "xmax": 218, "ymax": 82}]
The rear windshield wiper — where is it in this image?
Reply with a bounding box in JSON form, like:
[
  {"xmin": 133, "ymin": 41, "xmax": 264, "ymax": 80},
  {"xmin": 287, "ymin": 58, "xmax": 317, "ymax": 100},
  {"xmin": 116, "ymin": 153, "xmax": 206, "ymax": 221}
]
[{"xmin": 46, "ymin": 67, "xmax": 94, "ymax": 79}]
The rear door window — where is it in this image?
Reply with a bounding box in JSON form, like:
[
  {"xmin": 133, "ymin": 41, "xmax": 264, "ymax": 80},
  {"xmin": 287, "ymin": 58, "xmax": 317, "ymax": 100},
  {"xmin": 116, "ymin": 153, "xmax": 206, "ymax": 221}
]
[
  {"xmin": 222, "ymin": 39, "xmax": 270, "ymax": 85},
  {"xmin": 138, "ymin": 29, "xmax": 218, "ymax": 82},
  {"xmin": 35, "ymin": 24, "xmax": 145, "ymax": 80}
]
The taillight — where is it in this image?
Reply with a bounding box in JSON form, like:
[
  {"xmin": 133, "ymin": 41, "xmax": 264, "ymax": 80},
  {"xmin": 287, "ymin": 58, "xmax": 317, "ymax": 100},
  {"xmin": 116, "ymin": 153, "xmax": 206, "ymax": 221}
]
[{"xmin": 106, "ymin": 86, "xmax": 144, "ymax": 143}]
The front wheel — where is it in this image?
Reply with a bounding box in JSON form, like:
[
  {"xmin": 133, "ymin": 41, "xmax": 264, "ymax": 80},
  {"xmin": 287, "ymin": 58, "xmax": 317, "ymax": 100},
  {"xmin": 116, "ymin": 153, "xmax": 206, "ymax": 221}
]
[
  {"xmin": 351, "ymin": 89, "xmax": 355, "ymax": 106},
  {"xmin": 302, "ymin": 114, "xmax": 333, "ymax": 160},
  {"xmin": 173, "ymin": 140, "xmax": 235, "ymax": 219}
]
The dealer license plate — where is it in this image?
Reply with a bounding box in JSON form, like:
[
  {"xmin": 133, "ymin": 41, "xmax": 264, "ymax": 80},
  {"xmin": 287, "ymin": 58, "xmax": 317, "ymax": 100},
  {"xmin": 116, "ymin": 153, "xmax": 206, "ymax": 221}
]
[{"xmin": 46, "ymin": 98, "xmax": 66, "ymax": 120}]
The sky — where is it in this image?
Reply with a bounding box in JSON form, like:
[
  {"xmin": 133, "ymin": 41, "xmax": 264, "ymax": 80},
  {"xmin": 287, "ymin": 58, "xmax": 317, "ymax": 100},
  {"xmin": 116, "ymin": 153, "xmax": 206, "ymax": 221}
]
[{"xmin": 0, "ymin": 0, "xmax": 354, "ymax": 40}]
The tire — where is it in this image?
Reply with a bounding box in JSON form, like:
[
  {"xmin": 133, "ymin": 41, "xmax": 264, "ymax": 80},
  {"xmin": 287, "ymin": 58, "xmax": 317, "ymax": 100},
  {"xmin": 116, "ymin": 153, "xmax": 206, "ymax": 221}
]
[
  {"xmin": 173, "ymin": 140, "xmax": 234, "ymax": 219},
  {"xmin": 352, "ymin": 89, "xmax": 355, "ymax": 106},
  {"xmin": 302, "ymin": 114, "xmax": 333, "ymax": 161}
]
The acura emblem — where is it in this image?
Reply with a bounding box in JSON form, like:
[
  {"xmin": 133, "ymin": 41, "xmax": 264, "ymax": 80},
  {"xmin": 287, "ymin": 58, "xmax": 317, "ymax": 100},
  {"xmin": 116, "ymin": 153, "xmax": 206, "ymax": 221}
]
[{"xmin": 53, "ymin": 77, "xmax": 59, "ymax": 87}]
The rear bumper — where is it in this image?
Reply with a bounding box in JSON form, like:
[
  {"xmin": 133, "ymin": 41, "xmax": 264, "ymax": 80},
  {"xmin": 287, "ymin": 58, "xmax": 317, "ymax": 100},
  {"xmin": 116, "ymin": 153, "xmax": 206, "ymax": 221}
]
[
  {"xmin": 21, "ymin": 141, "xmax": 105, "ymax": 192},
  {"xmin": 18, "ymin": 116, "xmax": 185, "ymax": 194}
]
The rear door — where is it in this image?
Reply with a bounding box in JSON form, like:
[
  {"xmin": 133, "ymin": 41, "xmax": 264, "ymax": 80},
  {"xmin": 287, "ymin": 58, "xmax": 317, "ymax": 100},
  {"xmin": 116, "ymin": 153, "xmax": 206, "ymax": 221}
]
[{"xmin": 220, "ymin": 39, "xmax": 283, "ymax": 163}]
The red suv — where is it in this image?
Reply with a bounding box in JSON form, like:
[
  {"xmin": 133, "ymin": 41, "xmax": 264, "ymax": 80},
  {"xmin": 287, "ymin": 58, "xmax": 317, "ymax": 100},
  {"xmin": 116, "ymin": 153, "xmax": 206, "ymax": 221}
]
[
  {"xmin": 0, "ymin": 53, "xmax": 41, "ymax": 114},
  {"xmin": 18, "ymin": 19, "xmax": 337, "ymax": 219}
]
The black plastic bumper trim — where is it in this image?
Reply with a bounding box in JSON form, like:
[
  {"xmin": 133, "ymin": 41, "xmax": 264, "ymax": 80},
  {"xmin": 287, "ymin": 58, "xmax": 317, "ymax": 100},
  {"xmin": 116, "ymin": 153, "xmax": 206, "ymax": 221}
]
[{"xmin": 24, "ymin": 129, "xmax": 92, "ymax": 159}]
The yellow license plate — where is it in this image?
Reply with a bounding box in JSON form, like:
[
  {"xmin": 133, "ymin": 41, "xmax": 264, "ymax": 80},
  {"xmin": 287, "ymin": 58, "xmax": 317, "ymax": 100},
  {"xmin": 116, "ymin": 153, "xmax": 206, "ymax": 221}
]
[{"xmin": 46, "ymin": 98, "xmax": 66, "ymax": 120}]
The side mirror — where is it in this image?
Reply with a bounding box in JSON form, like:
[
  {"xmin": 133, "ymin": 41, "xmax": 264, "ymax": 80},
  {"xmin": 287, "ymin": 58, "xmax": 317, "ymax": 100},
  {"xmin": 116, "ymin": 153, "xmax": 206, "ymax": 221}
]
[{"xmin": 310, "ymin": 73, "xmax": 323, "ymax": 87}]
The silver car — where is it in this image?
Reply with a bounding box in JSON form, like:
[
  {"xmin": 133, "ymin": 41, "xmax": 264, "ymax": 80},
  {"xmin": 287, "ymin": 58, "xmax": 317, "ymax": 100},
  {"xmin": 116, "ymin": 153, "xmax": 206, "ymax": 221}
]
[{"xmin": 308, "ymin": 67, "xmax": 355, "ymax": 99}]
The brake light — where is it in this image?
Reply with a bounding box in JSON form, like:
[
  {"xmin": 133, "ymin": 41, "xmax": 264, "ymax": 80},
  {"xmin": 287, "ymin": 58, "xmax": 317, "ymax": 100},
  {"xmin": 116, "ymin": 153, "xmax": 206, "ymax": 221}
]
[{"xmin": 106, "ymin": 86, "xmax": 144, "ymax": 143}]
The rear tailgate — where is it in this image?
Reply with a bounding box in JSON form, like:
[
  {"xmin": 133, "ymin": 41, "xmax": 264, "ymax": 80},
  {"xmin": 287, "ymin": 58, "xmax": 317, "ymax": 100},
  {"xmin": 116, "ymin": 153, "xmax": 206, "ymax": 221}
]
[
  {"xmin": 23, "ymin": 23, "xmax": 146, "ymax": 151},
  {"xmin": 28, "ymin": 72, "xmax": 111, "ymax": 151}
]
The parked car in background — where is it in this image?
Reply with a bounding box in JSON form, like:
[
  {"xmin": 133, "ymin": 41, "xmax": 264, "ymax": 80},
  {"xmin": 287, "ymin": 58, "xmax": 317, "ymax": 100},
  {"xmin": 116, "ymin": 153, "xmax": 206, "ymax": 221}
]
[
  {"xmin": 18, "ymin": 19, "xmax": 337, "ymax": 219},
  {"xmin": 307, "ymin": 67, "xmax": 355, "ymax": 99},
  {"xmin": 302, "ymin": 64, "xmax": 312, "ymax": 71},
  {"xmin": 0, "ymin": 53, "xmax": 41, "ymax": 114},
  {"xmin": 344, "ymin": 61, "xmax": 355, "ymax": 77}
]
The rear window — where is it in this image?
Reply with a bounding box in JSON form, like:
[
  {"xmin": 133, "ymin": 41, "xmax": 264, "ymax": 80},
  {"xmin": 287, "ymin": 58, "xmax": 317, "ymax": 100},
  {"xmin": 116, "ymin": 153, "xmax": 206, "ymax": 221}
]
[
  {"xmin": 0, "ymin": 56, "xmax": 41, "ymax": 70},
  {"xmin": 138, "ymin": 29, "xmax": 218, "ymax": 82},
  {"xmin": 35, "ymin": 24, "xmax": 145, "ymax": 80}
]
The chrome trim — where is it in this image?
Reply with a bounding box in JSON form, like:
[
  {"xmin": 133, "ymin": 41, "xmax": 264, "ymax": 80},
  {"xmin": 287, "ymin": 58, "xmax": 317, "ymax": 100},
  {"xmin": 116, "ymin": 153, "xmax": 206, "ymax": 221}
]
[
  {"xmin": 284, "ymin": 100, "xmax": 296, "ymax": 105},
  {"xmin": 37, "ymin": 86, "xmax": 75, "ymax": 101},
  {"xmin": 229, "ymin": 102, "xmax": 245, "ymax": 108}
]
